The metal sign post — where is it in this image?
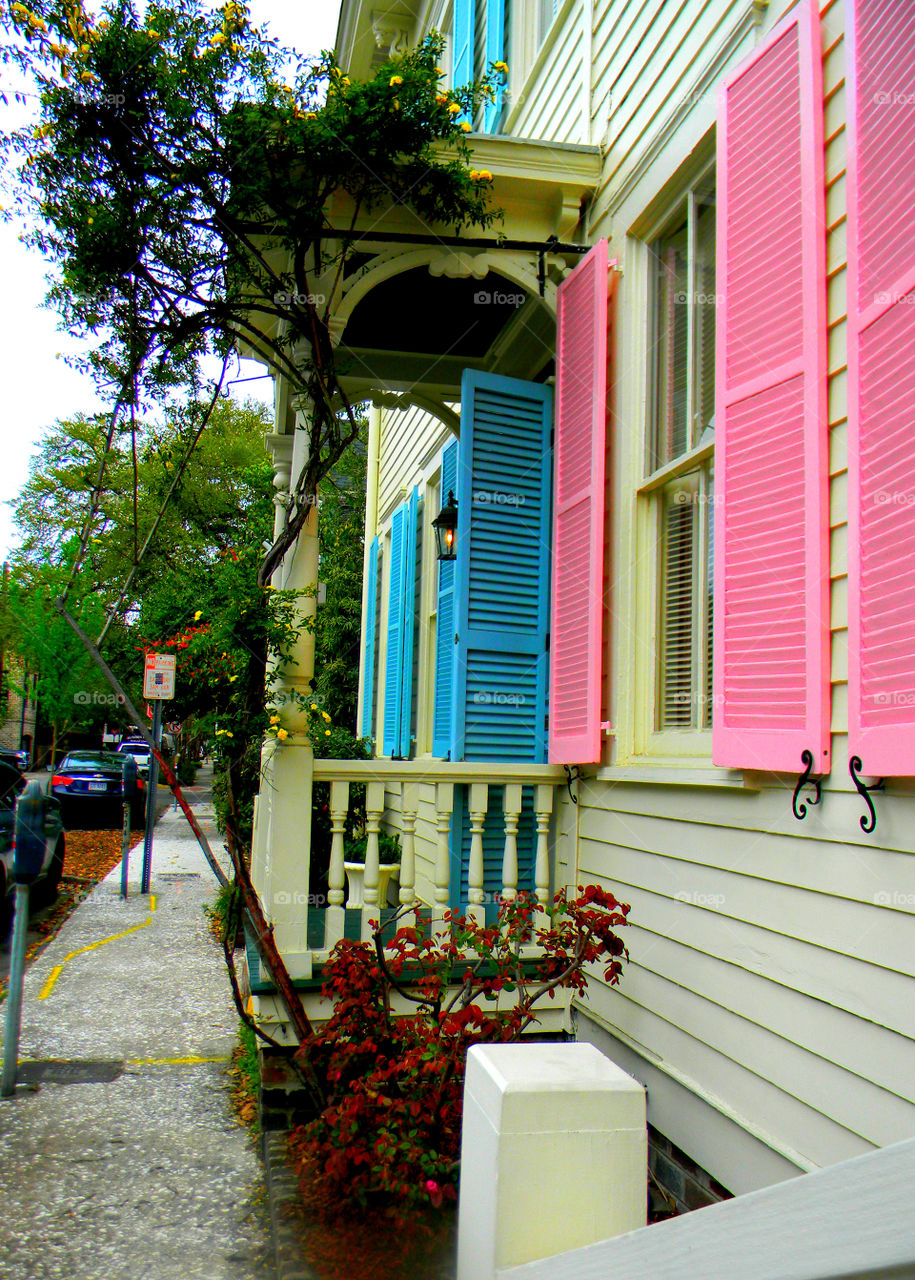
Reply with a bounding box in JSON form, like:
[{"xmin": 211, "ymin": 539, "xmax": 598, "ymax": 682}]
[{"xmin": 140, "ymin": 653, "xmax": 175, "ymax": 896}]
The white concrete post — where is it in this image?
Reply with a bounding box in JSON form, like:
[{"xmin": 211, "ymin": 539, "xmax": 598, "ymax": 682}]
[{"xmin": 457, "ymin": 1043, "xmax": 647, "ymax": 1279}]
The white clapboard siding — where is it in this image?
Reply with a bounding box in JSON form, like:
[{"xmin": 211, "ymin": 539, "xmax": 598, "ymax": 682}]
[
  {"xmin": 585, "ymin": 983, "xmax": 877, "ymax": 1170},
  {"xmin": 509, "ymin": 4, "xmax": 584, "ymax": 143},
  {"xmin": 590, "ymin": 0, "xmax": 753, "ymax": 223},
  {"xmin": 578, "ymin": 836, "xmax": 915, "ymax": 979},
  {"xmin": 377, "ymin": 404, "xmax": 452, "ymax": 524}
]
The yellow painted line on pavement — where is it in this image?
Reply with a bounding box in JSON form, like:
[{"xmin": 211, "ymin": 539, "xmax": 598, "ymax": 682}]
[
  {"xmin": 127, "ymin": 1056, "xmax": 231, "ymax": 1065},
  {"xmin": 38, "ymin": 895, "xmax": 159, "ymax": 1001}
]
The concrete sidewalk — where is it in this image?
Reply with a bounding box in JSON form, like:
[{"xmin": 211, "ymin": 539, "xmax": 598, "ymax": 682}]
[{"xmin": 0, "ymin": 770, "xmax": 273, "ymax": 1280}]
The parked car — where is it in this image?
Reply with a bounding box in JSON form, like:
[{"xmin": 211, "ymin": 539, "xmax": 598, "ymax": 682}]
[
  {"xmin": 0, "ymin": 747, "xmax": 30, "ymax": 773},
  {"xmin": 0, "ymin": 763, "xmax": 65, "ymax": 936},
  {"xmin": 115, "ymin": 740, "xmax": 153, "ymax": 778},
  {"xmin": 51, "ymin": 750, "xmax": 148, "ymax": 830}
]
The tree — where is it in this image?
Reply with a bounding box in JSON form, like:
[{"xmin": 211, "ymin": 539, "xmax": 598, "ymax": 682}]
[
  {"xmin": 1, "ymin": 1, "xmax": 501, "ymax": 588},
  {"xmin": 7, "ymin": 398, "xmax": 279, "ymax": 768},
  {"xmin": 313, "ymin": 438, "xmax": 367, "ymax": 730}
]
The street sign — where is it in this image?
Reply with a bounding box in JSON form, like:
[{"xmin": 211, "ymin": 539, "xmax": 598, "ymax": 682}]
[{"xmin": 143, "ymin": 652, "xmax": 176, "ymax": 700}]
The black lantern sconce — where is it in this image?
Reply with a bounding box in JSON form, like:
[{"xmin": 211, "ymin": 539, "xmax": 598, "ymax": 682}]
[{"xmin": 432, "ymin": 490, "xmax": 458, "ymax": 561}]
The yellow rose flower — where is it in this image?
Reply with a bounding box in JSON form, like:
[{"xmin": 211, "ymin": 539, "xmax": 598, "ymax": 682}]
[
  {"xmin": 194, "ymin": 610, "xmax": 202, "ymax": 620},
  {"xmin": 276, "ymin": 727, "xmax": 289, "ymax": 741},
  {"xmin": 310, "ymin": 703, "xmax": 318, "ymax": 710},
  {"xmin": 324, "ymin": 730, "xmax": 331, "ymax": 736},
  {"xmin": 447, "ymin": 101, "xmax": 461, "ymax": 114},
  {"xmin": 435, "ymin": 94, "xmax": 448, "ymax": 105},
  {"xmin": 269, "ymin": 714, "xmax": 280, "ymax": 725},
  {"xmin": 493, "ymin": 60, "xmax": 508, "ymax": 73},
  {"xmin": 389, "ymin": 75, "xmax": 403, "ymax": 86},
  {"xmin": 305, "ymin": 111, "xmax": 317, "ymax": 120},
  {"xmin": 322, "ymin": 711, "xmax": 331, "ymax": 722},
  {"xmin": 460, "ymin": 121, "xmax": 472, "ymax": 132}
]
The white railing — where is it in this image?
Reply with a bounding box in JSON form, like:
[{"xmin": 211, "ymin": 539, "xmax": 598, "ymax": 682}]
[
  {"xmin": 312, "ymin": 759, "xmax": 566, "ymax": 952},
  {"xmin": 494, "ymin": 1136, "xmax": 915, "ymax": 1280}
]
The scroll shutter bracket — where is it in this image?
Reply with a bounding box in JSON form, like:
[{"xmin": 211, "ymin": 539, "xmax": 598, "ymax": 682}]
[
  {"xmin": 791, "ymin": 748, "xmax": 823, "ymax": 822},
  {"xmin": 849, "ymin": 756, "xmax": 885, "ymax": 835}
]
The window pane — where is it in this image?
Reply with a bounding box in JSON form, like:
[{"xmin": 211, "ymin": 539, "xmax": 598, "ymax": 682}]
[
  {"xmin": 694, "ymin": 181, "xmax": 717, "ymax": 444},
  {"xmin": 659, "ymin": 491, "xmax": 696, "ymax": 728},
  {"xmin": 652, "ymin": 218, "xmax": 689, "ymax": 469}
]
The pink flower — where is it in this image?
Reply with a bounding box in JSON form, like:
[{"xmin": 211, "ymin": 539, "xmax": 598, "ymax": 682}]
[{"xmin": 425, "ymin": 1179, "xmax": 443, "ymax": 1208}]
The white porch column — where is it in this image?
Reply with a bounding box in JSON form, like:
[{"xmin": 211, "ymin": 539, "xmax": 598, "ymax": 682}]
[
  {"xmin": 457, "ymin": 1043, "xmax": 647, "ymax": 1280},
  {"xmin": 250, "ymin": 384, "xmax": 319, "ymax": 966}
]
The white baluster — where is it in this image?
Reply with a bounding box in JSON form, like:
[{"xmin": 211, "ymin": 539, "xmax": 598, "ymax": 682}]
[
  {"xmin": 433, "ymin": 781, "xmax": 454, "ymax": 925},
  {"xmin": 399, "ymin": 781, "xmax": 419, "ymax": 906},
  {"xmin": 325, "ymin": 779, "xmax": 349, "ymax": 950},
  {"xmin": 362, "ymin": 780, "xmax": 385, "ymax": 939},
  {"xmin": 534, "ymin": 783, "xmax": 554, "ymax": 927},
  {"xmin": 501, "ymin": 784, "xmax": 522, "ymax": 903},
  {"xmin": 467, "ymin": 782, "xmax": 489, "ymax": 924}
]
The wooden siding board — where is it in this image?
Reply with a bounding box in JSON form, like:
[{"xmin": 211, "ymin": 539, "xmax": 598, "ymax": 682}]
[
  {"xmin": 605, "ymin": 896, "xmax": 915, "ymax": 1043},
  {"xmin": 586, "ymin": 984, "xmax": 880, "ymax": 1169},
  {"xmin": 576, "ymin": 834, "xmax": 915, "ymax": 979},
  {"xmin": 613, "ymin": 958, "xmax": 915, "ymax": 1142},
  {"xmin": 512, "ymin": 14, "xmax": 583, "ymax": 142}
]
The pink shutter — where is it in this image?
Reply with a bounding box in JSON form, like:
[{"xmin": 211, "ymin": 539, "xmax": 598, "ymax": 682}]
[
  {"xmin": 713, "ymin": 0, "xmax": 830, "ymax": 774},
  {"xmin": 848, "ymin": 0, "xmax": 915, "ymax": 777},
  {"xmin": 549, "ymin": 240, "xmax": 616, "ymax": 765}
]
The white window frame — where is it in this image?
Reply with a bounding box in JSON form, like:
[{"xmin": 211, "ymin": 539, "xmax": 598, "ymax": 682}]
[{"xmin": 631, "ymin": 161, "xmax": 717, "ymax": 759}]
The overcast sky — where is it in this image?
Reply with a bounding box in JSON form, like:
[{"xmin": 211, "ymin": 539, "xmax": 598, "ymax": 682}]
[{"xmin": 0, "ymin": 0, "xmax": 342, "ymax": 561}]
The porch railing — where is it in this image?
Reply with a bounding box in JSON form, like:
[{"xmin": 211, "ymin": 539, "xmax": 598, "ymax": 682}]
[{"xmin": 311, "ymin": 760, "xmax": 566, "ymax": 954}]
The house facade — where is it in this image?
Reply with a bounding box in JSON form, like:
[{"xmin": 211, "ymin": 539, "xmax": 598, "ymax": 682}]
[{"xmin": 248, "ymin": 0, "xmax": 915, "ymax": 1208}]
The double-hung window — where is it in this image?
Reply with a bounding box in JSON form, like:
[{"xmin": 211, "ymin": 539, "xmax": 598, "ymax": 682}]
[{"xmin": 642, "ymin": 169, "xmax": 716, "ymax": 741}]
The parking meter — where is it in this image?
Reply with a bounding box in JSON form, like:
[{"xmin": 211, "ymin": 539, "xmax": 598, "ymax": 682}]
[
  {"xmin": 13, "ymin": 781, "xmax": 47, "ymax": 885},
  {"xmin": 121, "ymin": 752, "xmax": 138, "ymax": 800}
]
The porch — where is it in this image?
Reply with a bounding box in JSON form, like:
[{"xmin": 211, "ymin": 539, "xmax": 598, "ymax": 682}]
[{"xmin": 247, "ymin": 756, "xmax": 572, "ymax": 1032}]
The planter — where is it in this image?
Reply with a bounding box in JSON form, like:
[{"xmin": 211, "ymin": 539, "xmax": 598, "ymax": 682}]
[{"xmin": 343, "ymin": 861, "xmax": 400, "ymax": 909}]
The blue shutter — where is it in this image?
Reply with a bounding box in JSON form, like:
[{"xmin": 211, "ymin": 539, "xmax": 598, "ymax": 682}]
[
  {"xmin": 452, "ymin": 371, "xmax": 553, "ymax": 763},
  {"xmin": 433, "ymin": 440, "xmax": 459, "ymax": 757},
  {"xmin": 398, "ymin": 487, "xmax": 420, "ymax": 758},
  {"xmin": 360, "ymin": 536, "xmax": 379, "ymax": 739},
  {"xmin": 382, "ymin": 505, "xmax": 406, "ymax": 756},
  {"xmin": 482, "ymin": 0, "xmax": 506, "ymax": 133},
  {"xmin": 448, "ymin": 371, "xmax": 553, "ymax": 910},
  {"xmin": 452, "ymin": 0, "xmax": 474, "ymax": 116}
]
